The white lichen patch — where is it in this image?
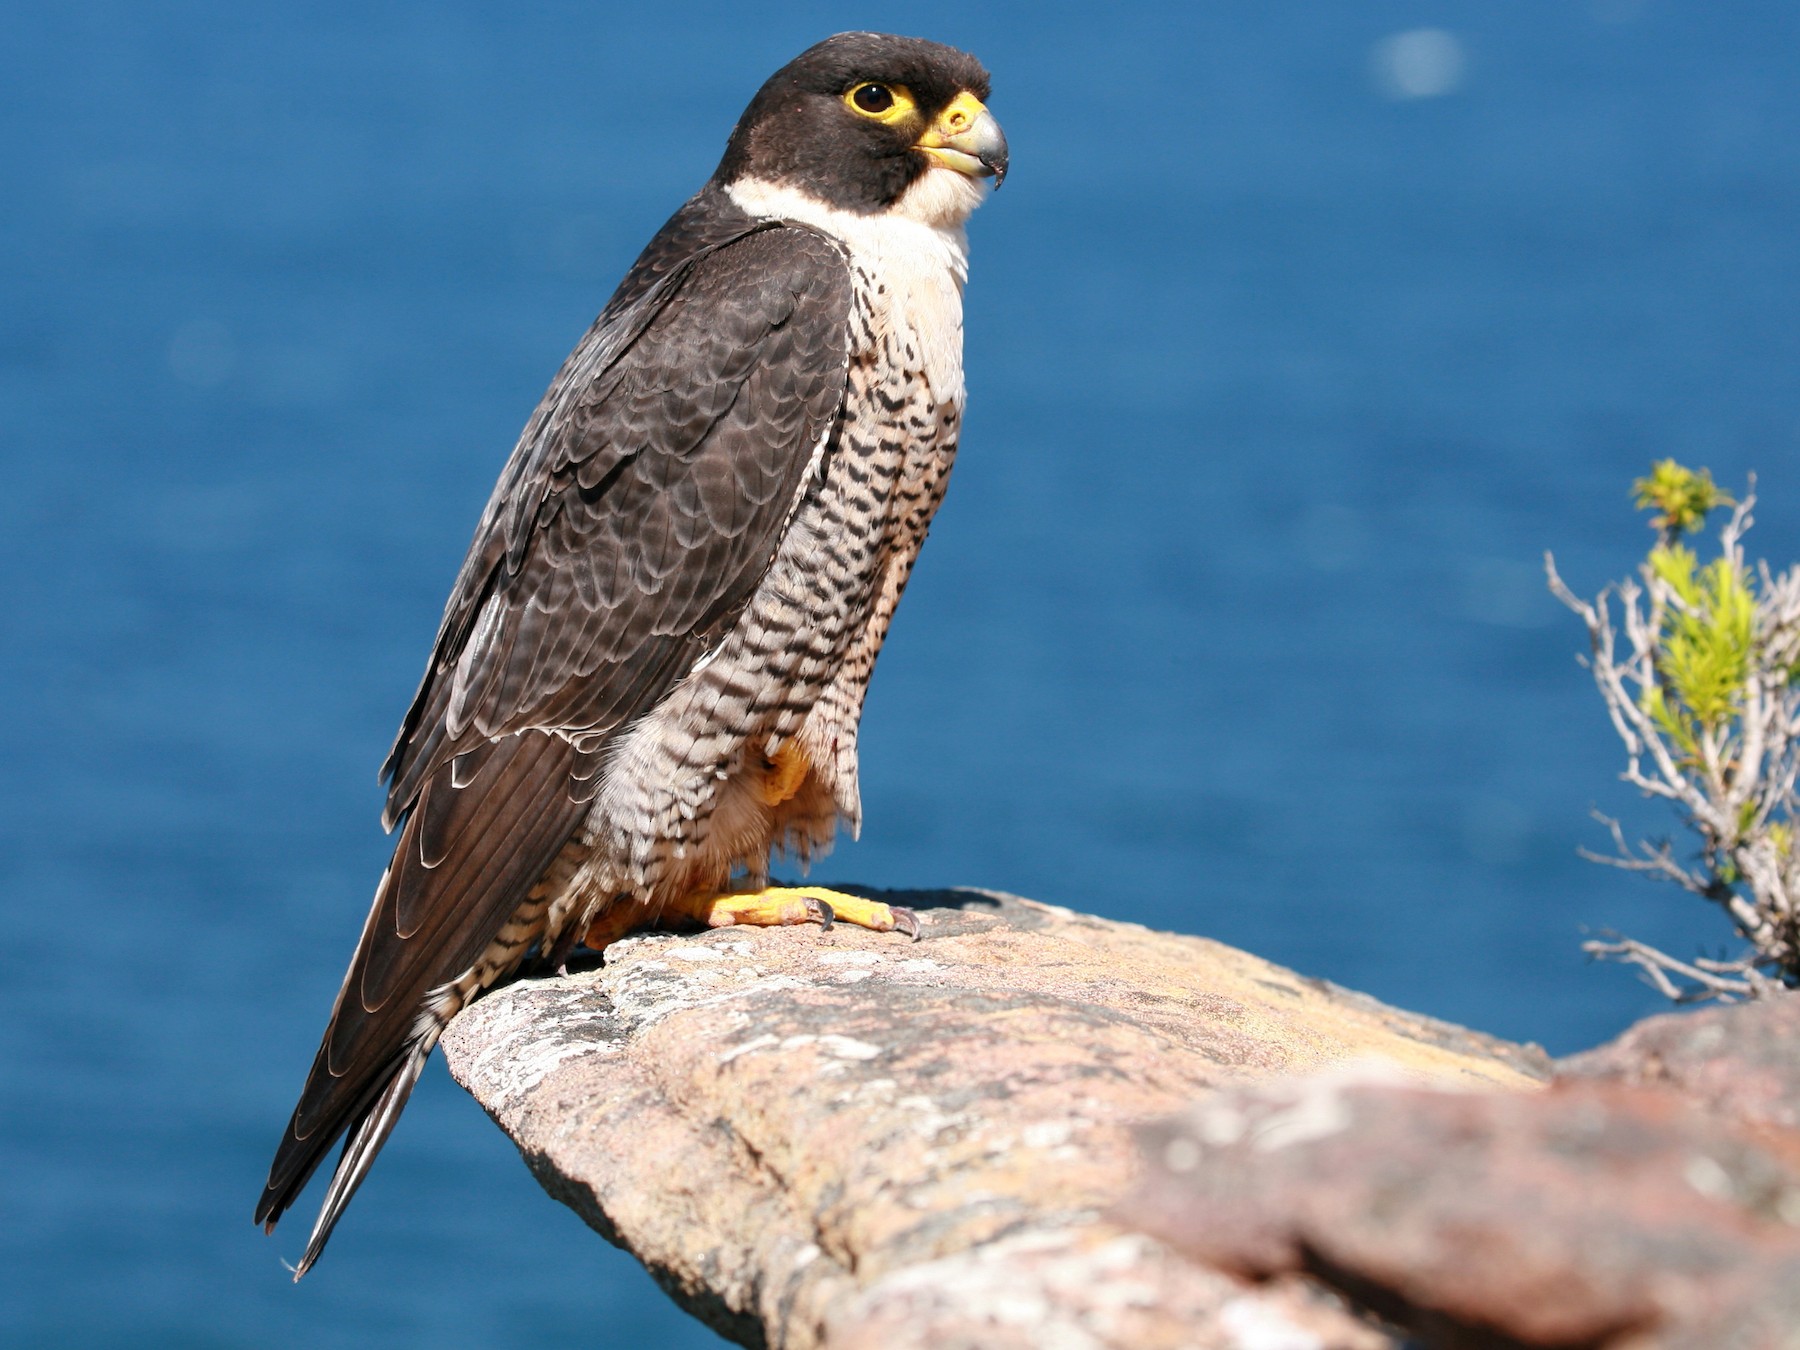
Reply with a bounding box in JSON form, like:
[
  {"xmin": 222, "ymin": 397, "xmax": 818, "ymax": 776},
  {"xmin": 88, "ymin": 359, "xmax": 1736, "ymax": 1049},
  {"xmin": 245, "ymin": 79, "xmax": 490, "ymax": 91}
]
[
  {"xmin": 893, "ymin": 1093, "xmax": 971, "ymax": 1144},
  {"xmin": 856, "ymin": 1222, "xmax": 1348, "ymax": 1350},
  {"xmin": 1250, "ymin": 1092, "xmax": 1353, "ymax": 1153},
  {"xmin": 607, "ymin": 932, "xmax": 676, "ymax": 957},
  {"xmin": 451, "ymin": 981, "xmax": 625, "ymax": 1111},
  {"xmin": 1247, "ymin": 1061, "xmax": 1420, "ymax": 1152},
  {"xmin": 719, "ymin": 1033, "xmax": 782, "ymax": 1064},
  {"xmin": 1162, "ymin": 1137, "xmax": 1202, "ymax": 1174},
  {"xmin": 851, "ymin": 1224, "xmax": 1149, "ymax": 1350},
  {"xmin": 1176, "ymin": 1060, "xmax": 1424, "ymax": 1160},
  {"xmin": 817, "ymin": 950, "xmax": 881, "ymax": 966},
  {"xmin": 1684, "ymin": 1153, "xmax": 1735, "ymax": 1203},
  {"xmin": 1218, "ymin": 1295, "xmax": 1326, "ymax": 1350},
  {"xmin": 1020, "ymin": 1120, "xmax": 1075, "ymax": 1150},
  {"xmin": 832, "ymin": 1075, "xmax": 899, "ymax": 1110},
  {"xmin": 601, "ymin": 943, "xmax": 809, "ymax": 1031},
  {"xmin": 818, "ymin": 1034, "xmax": 883, "ymax": 1061}
]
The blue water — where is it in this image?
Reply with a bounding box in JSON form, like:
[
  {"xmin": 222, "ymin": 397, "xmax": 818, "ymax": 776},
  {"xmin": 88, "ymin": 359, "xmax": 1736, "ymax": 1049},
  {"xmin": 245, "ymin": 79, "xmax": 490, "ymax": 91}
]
[{"xmin": 6, "ymin": 2, "xmax": 1799, "ymax": 1345}]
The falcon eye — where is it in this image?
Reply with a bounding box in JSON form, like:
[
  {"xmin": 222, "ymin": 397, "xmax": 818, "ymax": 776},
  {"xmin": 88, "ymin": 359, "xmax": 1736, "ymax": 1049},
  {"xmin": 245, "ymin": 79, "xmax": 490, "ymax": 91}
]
[
  {"xmin": 842, "ymin": 81, "xmax": 917, "ymax": 123},
  {"xmin": 852, "ymin": 83, "xmax": 894, "ymax": 114}
]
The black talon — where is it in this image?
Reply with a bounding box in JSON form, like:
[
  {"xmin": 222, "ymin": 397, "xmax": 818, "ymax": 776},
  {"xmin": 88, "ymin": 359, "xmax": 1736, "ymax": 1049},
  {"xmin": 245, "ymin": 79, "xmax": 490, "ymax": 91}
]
[
  {"xmin": 892, "ymin": 906, "xmax": 920, "ymax": 941},
  {"xmin": 805, "ymin": 896, "xmax": 836, "ymax": 931},
  {"xmin": 543, "ymin": 923, "xmax": 581, "ymax": 976}
]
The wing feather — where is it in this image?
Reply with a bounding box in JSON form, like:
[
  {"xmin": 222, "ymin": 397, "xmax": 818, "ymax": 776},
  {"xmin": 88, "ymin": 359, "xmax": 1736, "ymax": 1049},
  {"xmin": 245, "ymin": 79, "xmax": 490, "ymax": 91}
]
[{"xmin": 257, "ymin": 208, "xmax": 854, "ymax": 1260}]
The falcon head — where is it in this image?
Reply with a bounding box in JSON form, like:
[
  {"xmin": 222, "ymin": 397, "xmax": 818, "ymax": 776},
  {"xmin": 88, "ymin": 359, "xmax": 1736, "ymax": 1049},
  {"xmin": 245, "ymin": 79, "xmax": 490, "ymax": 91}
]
[{"xmin": 714, "ymin": 33, "xmax": 1007, "ymax": 220}]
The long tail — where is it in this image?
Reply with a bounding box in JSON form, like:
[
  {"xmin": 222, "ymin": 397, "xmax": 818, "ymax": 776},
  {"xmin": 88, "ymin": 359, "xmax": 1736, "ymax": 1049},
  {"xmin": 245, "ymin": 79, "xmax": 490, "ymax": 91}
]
[
  {"xmin": 282, "ymin": 1026, "xmax": 438, "ymax": 1280},
  {"xmin": 254, "ymin": 730, "xmax": 591, "ymax": 1276}
]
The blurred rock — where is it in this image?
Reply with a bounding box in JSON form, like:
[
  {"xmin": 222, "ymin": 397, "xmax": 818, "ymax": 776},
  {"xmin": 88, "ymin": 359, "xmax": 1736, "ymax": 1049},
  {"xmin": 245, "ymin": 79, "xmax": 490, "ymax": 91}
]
[
  {"xmin": 1561, "ymin": 991, "xmax": 1800, "ymax": 1137},
  {"xmin": 1126, "ymin": 1067, "xmax": 1800, "ymax": 1348},
  {"xmin": 440, "ymin": 888, "xmax": 1542, "ymax": 1349}
]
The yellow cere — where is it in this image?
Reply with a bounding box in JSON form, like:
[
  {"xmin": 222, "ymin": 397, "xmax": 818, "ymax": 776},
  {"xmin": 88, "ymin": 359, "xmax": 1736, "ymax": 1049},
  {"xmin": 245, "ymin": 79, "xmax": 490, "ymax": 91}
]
[{"xmin": 932, "ymin": 91, "xmax": 985, "ymax": 137}]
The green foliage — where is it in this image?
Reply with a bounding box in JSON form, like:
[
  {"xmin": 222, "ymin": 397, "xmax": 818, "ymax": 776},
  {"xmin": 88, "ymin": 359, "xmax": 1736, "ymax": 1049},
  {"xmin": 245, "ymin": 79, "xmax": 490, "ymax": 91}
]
[
  {"xmin": 1554, "ymin": 459, "xmax": 1800, "ymax": 997},
  {"xmin": 1639, "ymin": 541, "xmax": 1754, "ymax": 768},
  {"xmin": 1633, "ymin": 459, "xmax": 1733, "ymax": 539}
]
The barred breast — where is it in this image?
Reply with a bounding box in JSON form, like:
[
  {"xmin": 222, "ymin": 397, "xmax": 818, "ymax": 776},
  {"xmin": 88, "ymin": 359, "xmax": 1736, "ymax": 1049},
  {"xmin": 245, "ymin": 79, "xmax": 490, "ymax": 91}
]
[{"xmin": 540, "ymin": 174, "xmax": 977, "ymax": 940}]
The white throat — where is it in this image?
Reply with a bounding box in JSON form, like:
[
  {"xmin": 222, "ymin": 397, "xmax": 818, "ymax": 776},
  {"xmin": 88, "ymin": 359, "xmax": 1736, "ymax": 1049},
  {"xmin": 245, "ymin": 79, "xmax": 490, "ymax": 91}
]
[{"xmin": 726, "ymin": 171, "xmax": 985, "ymax": 403}]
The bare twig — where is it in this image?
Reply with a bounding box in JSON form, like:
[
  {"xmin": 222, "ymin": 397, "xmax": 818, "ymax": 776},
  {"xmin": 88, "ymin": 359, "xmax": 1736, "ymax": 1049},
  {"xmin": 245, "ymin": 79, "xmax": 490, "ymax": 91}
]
[
  {"xmin": 1550, "ymin": 467, "xmax": 1800, "ymax": 1001},
  {"xmin": 1580, "ymin": 936, "xmax": 1756, "ymax": 1002}
]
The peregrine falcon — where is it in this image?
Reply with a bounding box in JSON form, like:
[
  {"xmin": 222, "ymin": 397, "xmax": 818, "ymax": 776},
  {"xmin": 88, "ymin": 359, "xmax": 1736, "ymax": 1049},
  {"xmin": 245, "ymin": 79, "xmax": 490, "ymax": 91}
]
[{"xmin": 255, "ymin": 33, "xmax": 1005, "ymax": 1276}]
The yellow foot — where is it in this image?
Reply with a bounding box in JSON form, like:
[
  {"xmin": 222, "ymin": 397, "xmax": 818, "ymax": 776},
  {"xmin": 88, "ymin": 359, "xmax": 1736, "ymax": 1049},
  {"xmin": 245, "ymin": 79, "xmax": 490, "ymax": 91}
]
[
  {"xmin": 673, "ymin": 886, "xmax": 921, "ymax": 940},
  {"xmin": 577, "ymin": 886, "xmax": 920, "ymax": 955},
  {"xmin": 755, "ymin": 743, "xmax": 810, "ymax": 807},
  {"xmin": 577, "ymin": 904, "xmax": 644, "ymax": 955}
]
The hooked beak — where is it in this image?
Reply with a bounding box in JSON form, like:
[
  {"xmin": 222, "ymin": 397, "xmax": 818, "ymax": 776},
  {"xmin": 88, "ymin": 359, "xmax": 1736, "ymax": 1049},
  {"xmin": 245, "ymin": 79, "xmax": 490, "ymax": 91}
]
[{"xmin": 917, "ymin": 91, "xmax": 1009, "ymax": 187}]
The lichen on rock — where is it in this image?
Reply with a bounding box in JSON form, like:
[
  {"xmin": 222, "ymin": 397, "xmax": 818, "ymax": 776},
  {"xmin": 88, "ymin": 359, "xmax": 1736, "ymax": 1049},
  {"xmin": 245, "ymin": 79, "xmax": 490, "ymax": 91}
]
[{"xmin": 441, "ymin": 888, "xmax": 1544, "ymax": 1348}]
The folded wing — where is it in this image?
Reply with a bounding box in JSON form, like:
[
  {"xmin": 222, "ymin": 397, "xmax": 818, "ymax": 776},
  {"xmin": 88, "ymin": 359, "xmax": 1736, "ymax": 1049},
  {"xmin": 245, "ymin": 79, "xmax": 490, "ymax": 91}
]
[{"xmin": 255, "ymin": 219, "xmax": 853, "ymax": 1274}]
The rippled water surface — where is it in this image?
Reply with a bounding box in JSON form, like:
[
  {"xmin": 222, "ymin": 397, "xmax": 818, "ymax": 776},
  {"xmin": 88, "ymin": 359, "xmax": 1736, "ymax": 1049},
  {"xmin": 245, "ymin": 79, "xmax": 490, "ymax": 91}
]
[{"xmin": 6, "ymin": 3, "xmax": 1800, "ymax": 1345}]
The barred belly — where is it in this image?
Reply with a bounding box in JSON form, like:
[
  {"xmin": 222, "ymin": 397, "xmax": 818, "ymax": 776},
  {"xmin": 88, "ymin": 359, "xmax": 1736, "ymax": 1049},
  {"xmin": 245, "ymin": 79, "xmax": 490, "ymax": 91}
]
[{"xmin": 549, "ymin": 237, "xmax": 965, "ymax": 940}]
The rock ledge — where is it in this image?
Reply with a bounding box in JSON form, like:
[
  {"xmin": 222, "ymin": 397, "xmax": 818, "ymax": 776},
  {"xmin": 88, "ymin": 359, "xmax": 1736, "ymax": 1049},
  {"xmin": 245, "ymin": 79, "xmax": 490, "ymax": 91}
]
[{"xmin": 441, "ymin": 889, "xmax": 1546, "ymax": 1348}]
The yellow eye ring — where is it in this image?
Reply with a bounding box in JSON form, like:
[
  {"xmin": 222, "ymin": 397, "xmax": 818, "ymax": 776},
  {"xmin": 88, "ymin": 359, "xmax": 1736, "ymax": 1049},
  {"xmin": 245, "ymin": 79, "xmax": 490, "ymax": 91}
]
[{"xmin": 844, "ymin": 81, "xmax": 918, "ymax": 124}]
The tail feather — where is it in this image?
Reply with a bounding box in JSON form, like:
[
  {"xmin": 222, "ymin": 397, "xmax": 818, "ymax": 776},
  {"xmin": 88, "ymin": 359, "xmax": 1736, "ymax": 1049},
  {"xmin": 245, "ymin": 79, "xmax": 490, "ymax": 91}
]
[
  {"xmin": 291, "ymin": 1034, "xmax": 436, "ymax": 1280},
  {"xmin": 254, "ymin": 730, "xmax": 592, "ymax": 1275}
]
